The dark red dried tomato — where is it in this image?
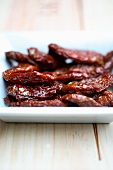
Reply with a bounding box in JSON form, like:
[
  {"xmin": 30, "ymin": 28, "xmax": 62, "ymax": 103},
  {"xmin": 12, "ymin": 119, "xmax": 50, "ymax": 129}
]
[
  {"xmin": 62, "ymin": 73, "xmax": 113, "ymax": 95},
  {"xmin": 3, "ymin": 63, "xmax": 39, "ymax": 77},
  {"xmin": 28, "ymin": 47, "xmax": 57, "ymax": 71},
  {"xmin": 49, "ymin": 44, "xmax": 104, "ymax": 65},
  {"xmin": 4, "ymin": 96, "xmax": 67, "ymax": 107},
  {"xmin": 62, "ymin": 94, "xmax": 101, "ymax": 107},
  {"xmin": 6, "ymin": 82, "xmax": 63, "ymax": 101},
  {"xmin": 3, "ymin": 71, "xmax": 55, "ymax": 84},
  {"xmin": 93, "ymin": 90, "xmax": 113, "ymax": 106},
  {"xmin": 5, "ymin": 51, "xmax": 35, "ymax": 65}
]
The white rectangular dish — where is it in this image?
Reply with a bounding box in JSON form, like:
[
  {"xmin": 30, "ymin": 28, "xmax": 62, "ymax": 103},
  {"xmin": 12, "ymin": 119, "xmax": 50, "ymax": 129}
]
[{"xmin": 0, "ymin": 31, "xmax": 113, "ymax": 123}]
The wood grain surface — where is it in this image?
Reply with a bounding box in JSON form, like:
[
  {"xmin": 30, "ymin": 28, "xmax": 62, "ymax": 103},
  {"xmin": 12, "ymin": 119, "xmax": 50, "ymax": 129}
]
[{"xmin": 0, "ymin": 0, "xmax": 113, "ymax": 170}]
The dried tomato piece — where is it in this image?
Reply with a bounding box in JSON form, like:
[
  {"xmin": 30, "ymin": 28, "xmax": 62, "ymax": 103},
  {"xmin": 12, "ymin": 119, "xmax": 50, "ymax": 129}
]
[
  {"xmin": 3, "ymin": 71, "xmax": 55, "ymax": 84},
  {"xmin": 54, "ymin": 65, "xmax": 100, "ymax": 82},
  {"xmin": 28, "ymin": 48, "xmax": 57, "ymax": 71},
  {"xmin": 3, "ymin": 63, "xmax": 39, "ymax": 78},
  {"xmin": 6, "ymin": 82, "xmax": 63, "ymax": 101},
  {"xmin": 55, "ymin": 72, "xmax": 90, "ymax": 82},
  {"xmin": 62, "ymin": 73, "xmax": 113, "ymax": 95},
  {"xmin": 55, "ymin": 64, "xmax": 98, "ymax": 80},
  {"xmin": 93, "ymin": 90, "xmax": 113, "ymax": 106},
  {"xmin": 55, "ymin": 56, "xmax": 113, "ymax": 76},
  {"xmin": 5, "ymin": 51, "xmax": 35, "ymax": 64},
  {"xmin": 62, "ymin": 94, "xmax": 101, "ymax": 107},
  {"xmin": 104, "ymin": 56, "xmax": 113, "ymax": 72},
  {"xmin": 4, "ymin": 96, "xmax": 67, "ymax": 107},
  {"xmin": 3, "ymin": 68, "xmax": 89, "ymax": 84},
  {"xmin": 104, "ymin": 50, "xmax": 113, "ymax": 61},
  {"xmin": 49, "ymin": 44, "xmax": 104, "ymax": 65}
]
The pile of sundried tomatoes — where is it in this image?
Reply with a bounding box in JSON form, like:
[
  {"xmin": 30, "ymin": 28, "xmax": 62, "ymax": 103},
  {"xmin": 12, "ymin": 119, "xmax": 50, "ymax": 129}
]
[{"xmin": 3, "ymin": 44, "xmax": 113, "ymax": 107}]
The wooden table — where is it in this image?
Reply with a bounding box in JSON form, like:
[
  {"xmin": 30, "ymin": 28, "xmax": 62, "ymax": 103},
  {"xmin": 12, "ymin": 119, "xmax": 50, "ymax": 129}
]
[{"xmin": 0, "ymin": 0, "xmax": 113, "ymax": 169}]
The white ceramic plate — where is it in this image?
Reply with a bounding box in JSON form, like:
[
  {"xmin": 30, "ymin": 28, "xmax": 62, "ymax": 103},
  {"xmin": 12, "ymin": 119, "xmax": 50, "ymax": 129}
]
[{"xmin": 0, "ymin": 31, "xmax": 113, "ymax": 123}]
